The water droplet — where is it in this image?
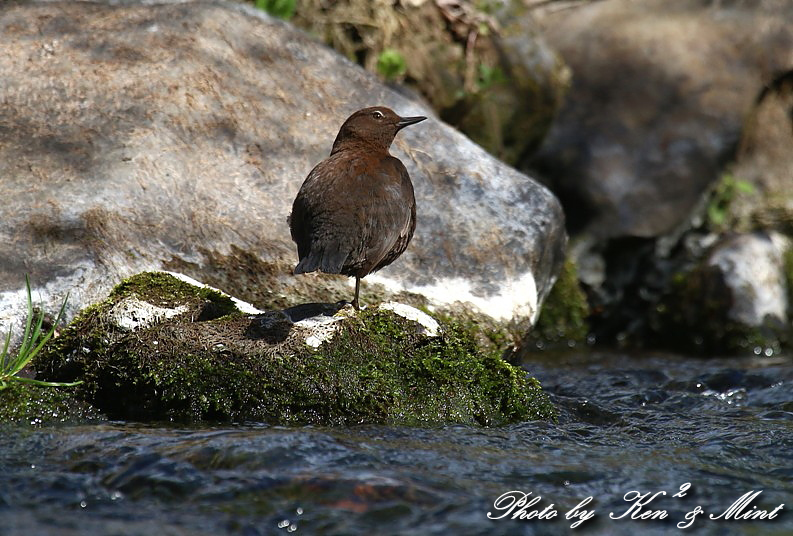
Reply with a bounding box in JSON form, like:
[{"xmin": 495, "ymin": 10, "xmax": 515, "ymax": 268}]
[
  {"xmin": 277, "ymin": 519, "xmax": 290, "ymax": 529},
  {"xmin": 764, "ymin": 347, "xmax": 774, "ymax": 357},
  {"xmin": 80, "ymin": 501, "xmax": 87, "ymax": 508},
  {"xmin": 110, "ymin": 491, "xmax": 123, "ymax": 501},
  {"xmin": 753, "ymin": 346, "xmax": 762, "ymax": 355},
  {"xmin": 296, "ymin": 507, "xmax": 303, "ymax": 515},
  {"xmin": 288, "ymin": 524, "xmax": 297, "ymax": 533},
  {"xmin": 563, "ymin": 480, "xmax": 570, "ymax": 486},
  {"xmin": 30, "ymin": 464, "xmax": 36, "ymax": 469}
]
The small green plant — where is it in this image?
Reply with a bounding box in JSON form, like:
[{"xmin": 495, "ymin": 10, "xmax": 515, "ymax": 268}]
[
  {"xmin": 0, "ymin": 276, "xmax": 80, "ymax": 390},
  {"xmin": 376, "ymin": 48, "xmax": 407, "ymax": 81},
  {"xmin": 476, "ymin": 63, "xmax": 506, "ymax": 92},
  {"xmin": 706, "ymin": 173, "xmax": 755, "ymax": 230},
  {"xmin": 254, "ymin": 0, "xmax": 296, "ymax": 20}
]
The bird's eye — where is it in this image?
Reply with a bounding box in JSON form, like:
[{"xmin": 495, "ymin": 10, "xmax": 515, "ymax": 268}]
[{"xmin": 372, "ymin": 110, "xmax": 384, "ymax": 119}]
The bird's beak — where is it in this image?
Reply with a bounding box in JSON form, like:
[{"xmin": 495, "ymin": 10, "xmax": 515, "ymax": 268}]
[{"xmin": 396, "ymin": 115, "xmax": 427, "ymax": 130}]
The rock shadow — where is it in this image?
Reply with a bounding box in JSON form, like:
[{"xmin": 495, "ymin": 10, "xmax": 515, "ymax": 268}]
[
  {"xmin": 282, "ymin": 301, "xmax": 348, "ymax": 322},
  {"xmin": 244, "ymin": 311, "xmax": 294, "ymax": 344},
  {"xmin": 244, "ymin": 302, "xmax": 347, "ymax": 344}
]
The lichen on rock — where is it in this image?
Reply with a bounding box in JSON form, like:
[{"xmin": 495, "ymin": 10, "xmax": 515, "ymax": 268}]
[{"xmin": 34, "ymin": 272, "xmax": 555, "ymax": 425}]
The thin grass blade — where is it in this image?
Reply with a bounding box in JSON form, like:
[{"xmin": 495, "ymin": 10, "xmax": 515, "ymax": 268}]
[
  {"xmin": 26, "ymin": 292, "xmax": 69, "ymax": 366},
  {"xmin": 10, "ymin": 302, "xmax": 49, "ymax": 376},
  {"xmin": 12, "ymin": 376, "xmax": 83, "ymax": 388},
  {"xmin": 0, "ymin": 277, "xmax": 77, "ymax": 391}
]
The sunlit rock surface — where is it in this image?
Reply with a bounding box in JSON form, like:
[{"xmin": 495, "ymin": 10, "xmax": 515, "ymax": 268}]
[
  {"xmin": 707, "ymin": 232, "xmax": 789, "ymax": 328},
  {"xmin": 0, "ymin": 0, "xmax": 565, "ymax": 342}
]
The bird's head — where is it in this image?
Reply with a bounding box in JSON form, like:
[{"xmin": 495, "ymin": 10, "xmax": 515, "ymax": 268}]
[{"xmin": 331, "ymin": 106, "xmax": 426, "ymax": 154}]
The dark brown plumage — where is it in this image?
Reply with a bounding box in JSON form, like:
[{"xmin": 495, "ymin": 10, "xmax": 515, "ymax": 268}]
[{"xmin": 289, "ymin": 106, "xmax": 426, "ymax": 309}]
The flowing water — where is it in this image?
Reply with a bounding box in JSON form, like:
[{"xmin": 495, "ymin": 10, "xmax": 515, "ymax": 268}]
[{"xmin": 1, "ymin": 351, "xmax": 791, "ymax": 535}]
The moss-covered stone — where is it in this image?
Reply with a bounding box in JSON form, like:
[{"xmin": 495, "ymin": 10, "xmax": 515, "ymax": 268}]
[
  {"xmin": 520, "ymin": 259, "xmax": 590, "ymax": 352},
  {"xmin": 0, "ymin": 383, "xmax": 102, "ymax": 425},
  {"xmin": 34, "ymin": 272, "xmax": 554, "ymax": 425},
  {"xmin": 109, "ymin": 270, "xmax": 239, "ymax": 318}
]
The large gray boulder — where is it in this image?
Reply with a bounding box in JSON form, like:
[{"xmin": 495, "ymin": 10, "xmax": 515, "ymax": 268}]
[
  {"xmin": 528, "ymin": 0, "xmax": 793, "ymax": 238},
  {"xmin": 0, "ymin": 1, "xmax": 565, "ymax": 337}
]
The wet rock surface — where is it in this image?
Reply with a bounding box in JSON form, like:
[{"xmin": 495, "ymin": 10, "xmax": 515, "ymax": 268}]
[{"xmin": 707, "ymin": 232, "xmax": 789, "ymax": 328}]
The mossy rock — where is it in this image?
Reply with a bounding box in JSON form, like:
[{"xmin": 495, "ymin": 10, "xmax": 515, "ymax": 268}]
[
  {"xmin": 519, "ymin": 259, "xmax": 590, "ymax": 353},
  {"xmin": 34, "ymin": 272, "xmax": 554, "ymax": 425},
  {"xmin": 0, "ymin": 383, "xmax": 102, "ymax": 425}
]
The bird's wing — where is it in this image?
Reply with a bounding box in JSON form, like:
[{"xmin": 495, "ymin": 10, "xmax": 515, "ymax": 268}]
[
  {"xmin": 290, "ymin": 156, "xmax": 359, "ymax": 274},
  {"xmin": 365, "ymin": 158, "xmax": 416, "ymax": 273}
]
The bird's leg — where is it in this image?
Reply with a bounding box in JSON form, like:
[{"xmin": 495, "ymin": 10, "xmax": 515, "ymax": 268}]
[{"xmin": 352, "ymin": 276, "xmax": 361, "ymax": 310}]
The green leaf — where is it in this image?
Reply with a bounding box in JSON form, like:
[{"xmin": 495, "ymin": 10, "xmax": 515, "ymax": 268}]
[
  {"xmin": 734, "ymin": 179, "xmax": 755, "ymax": 194},
  {"xmin": 708, "ymin": 203, "xmax": 726, "ymax": 227},
  {"xmin": 10, "ymin": 377, "xmax": 82, "ymax": 388}
]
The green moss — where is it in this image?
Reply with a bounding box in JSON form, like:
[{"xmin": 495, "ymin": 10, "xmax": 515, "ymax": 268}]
[
  {"xmin": 376, "ymin": 48, "xmax": 407, "ymax": 81},
  {"xmin": 163, "ymin": 245, "xmax": 350, "ymax": 311},
  {"xmin": 34, "ymin": 272, "xmax": 554, "ymax": 425},
  {"xmin": 0, "ymin": 383, "xmax": 101, "ymax": 424},
  {"xmin": 325, "ymin": 310, "xmax": 554, "ymax": 425},
  {"xmin": 424, "ymin": 307, "xmax": 513, "ymax": 358},
  {"xmin": 254, "ymin": 0, "xmax": 295, "ymax": 20},
  {"xmin": 110, "ymin": 271, "xmax": 238, "ymax": 318},
  {"xmin": 522, "ymin": 259, "xmax": 589, "ymax": 351},
  {"xmin": 705, "ymin": 172, "xmax": 756, "ymax": 232}
]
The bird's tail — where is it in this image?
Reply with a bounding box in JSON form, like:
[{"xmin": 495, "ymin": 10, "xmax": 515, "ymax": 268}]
[{"xmin": 294, "ymin": 246, "xmax": 347, "ymax": 275}]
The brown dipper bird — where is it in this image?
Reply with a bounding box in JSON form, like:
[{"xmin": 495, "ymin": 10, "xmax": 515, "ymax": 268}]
[{"xmin": 289, "ymin": 106, "xmax": 426, "ymax": 309}]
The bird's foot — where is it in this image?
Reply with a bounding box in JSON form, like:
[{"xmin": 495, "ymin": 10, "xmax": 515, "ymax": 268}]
[{"xmin": 340, "ymin": 299, "xmax": 364, "ymax": 311}]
